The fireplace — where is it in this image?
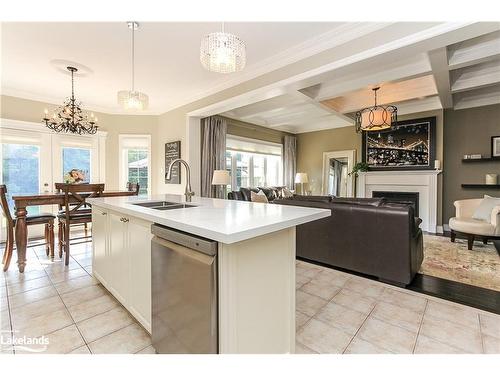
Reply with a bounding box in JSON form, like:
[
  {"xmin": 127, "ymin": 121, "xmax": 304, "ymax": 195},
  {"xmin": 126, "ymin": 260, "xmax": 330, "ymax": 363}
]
[{"xmin": 373, "ymin": 191, "xmax": 419, "ymax": 216}]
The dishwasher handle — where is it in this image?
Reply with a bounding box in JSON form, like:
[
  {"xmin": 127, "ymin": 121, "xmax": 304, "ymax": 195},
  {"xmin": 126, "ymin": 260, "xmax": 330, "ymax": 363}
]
[{"xmin": 151, "ymin": 224, "xmax": 217, "ymax": 256}]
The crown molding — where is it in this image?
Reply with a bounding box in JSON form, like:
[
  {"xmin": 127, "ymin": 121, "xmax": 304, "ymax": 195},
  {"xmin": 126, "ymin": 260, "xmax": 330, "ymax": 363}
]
[{"xmin": 0, "ymin": 117, "xmax": 108, "ymax": 137}]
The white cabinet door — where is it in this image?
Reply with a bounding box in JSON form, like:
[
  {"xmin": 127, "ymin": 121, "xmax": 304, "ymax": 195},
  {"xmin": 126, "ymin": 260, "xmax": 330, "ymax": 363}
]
[
  {"xmin": 127, "ymin": 217, "xmax": 153, "ymax": 333},
  {"xmin": 91, "ymin": 206, "xmax": 108, "ymax": 281},
  {"xmin": 108, "ymin": 212, "xmax": 129, "ymax": 304}
]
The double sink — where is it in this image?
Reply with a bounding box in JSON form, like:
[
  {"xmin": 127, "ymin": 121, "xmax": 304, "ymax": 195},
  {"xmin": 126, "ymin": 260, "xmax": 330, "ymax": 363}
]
[{"xmin": 131, "ymin": 201, "xmax": 197, "ymax": 211}]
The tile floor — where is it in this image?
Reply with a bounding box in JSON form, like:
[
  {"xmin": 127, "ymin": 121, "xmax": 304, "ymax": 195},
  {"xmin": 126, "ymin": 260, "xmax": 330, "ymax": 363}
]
[
  {"xmin": 1, "ymin": 239, "xmax": 499, "ymax": 354},
  {"xmin": 295, "ymin": 260, "xmax": 500, "ymax": 354}
]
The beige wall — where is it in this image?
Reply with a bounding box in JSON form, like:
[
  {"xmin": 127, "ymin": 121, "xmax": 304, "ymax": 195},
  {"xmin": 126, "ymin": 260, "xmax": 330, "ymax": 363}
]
[
  {"xmin": 296, "ymin": 125, "xmax": 360, "ymax": 194},
  {"xmin": 224, "ymin": 116, "xmax": 291, "ymax": 144},
  {"xmin": 296, "ymin": 109, "xmax": 445, "ymax": 226},
  {"xmin": 0, "ymin": 95, "xmax": 159, "ymax": 191},
  {"xmin": 443, "ymin": 104, "xmax": 500, "ymax": 224}
]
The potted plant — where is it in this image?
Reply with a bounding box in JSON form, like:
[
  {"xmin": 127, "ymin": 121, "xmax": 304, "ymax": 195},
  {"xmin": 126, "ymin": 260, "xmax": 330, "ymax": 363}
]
[{"xmin": 349, "ymin": 162, "xmax": 369, "ymax": 177}]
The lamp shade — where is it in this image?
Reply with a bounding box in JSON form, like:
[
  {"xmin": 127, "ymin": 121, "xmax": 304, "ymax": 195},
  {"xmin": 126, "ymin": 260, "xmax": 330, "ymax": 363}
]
[
  {"xmin": 212, "ymin": 170, "xmax": 231, "ymax": 185},
  {"xmin": 294, "ymin": 173, "xmax": 309, "ymax": 184}
]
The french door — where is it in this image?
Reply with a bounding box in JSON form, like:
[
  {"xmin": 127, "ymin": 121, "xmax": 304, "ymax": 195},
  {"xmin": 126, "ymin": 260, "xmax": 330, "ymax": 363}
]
[{"xmin": 0, "ymin": 120, "xmax": 104, "ymax": 241}]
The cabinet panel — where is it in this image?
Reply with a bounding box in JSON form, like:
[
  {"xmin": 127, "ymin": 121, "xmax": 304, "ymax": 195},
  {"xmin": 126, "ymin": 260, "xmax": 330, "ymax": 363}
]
[
  {"xmin": 128, "ymin": 218, "xmax": 153, "ymax": 332},
  {"xmin": 109, "ymin": 212, "xmax": 129, "ymax": 304},
  {"xmin": 92, "ymin": 206, "xmax": 108, "ymax": 280}
]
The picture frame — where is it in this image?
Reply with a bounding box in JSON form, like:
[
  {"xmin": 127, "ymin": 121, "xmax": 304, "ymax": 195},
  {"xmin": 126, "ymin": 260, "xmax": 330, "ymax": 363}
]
[
  {"xmin": 362, "ymin": 116, "xmax": 436, "ymax": 171},
  {"xmin": 492, "ymin": 136, "xmax": 500, "ymax": 158},
  {"xmin": 165, "ymin": 141, "xmax": 181, "ymax": 184}
]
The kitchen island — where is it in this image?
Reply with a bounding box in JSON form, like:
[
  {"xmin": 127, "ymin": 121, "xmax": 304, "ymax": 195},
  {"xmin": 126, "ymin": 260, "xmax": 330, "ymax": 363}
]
[{"xmin": 87, "ymin": 194, "xmax": 330, "ymax": 354}]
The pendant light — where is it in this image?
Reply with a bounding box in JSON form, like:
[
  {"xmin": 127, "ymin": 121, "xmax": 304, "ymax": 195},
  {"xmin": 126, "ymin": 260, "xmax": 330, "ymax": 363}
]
[
  {"xmin": 200, "ymin": 22, "xmax": 246, "ymax": 74},
  {"xmin": 355, "ymin": 87, "xmax": 397, "ymax": 132},
  {"xmin": 117, "ymin": 21, "xmax": 149, "ymax": 110}
]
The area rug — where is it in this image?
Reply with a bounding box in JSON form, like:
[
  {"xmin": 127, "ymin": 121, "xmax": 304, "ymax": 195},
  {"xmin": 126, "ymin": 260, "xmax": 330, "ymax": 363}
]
[{"xmin": 421, "ymin": 235, "xmax": 500, "ymax": 291}]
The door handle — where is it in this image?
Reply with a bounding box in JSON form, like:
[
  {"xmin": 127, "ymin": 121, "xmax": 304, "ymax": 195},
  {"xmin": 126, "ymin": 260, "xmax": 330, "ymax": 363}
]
[
  {"xmin": 101, "ymin": 212, "xmax": 107, "ymax": 216},
  {"xmin": 120, "ymin": 217, "xmax": 129, "ymax": 223}
]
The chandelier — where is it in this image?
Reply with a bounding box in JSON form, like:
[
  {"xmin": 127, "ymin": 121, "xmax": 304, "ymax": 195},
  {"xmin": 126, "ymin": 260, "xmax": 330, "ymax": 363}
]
[
  {"xmin": 200, "ymin": 22, "xmax": 246, "ymax": 73},
  {"xmin": 42, "ymin": 66, "xmax": 98, "ymax": 135},
  {"xmin": 355, "ymin": 87, "xmax": 397, "ymax": 132},
  {"xmin": 117, "ymin": 21, "xmax": 149, "ymax": 110}
]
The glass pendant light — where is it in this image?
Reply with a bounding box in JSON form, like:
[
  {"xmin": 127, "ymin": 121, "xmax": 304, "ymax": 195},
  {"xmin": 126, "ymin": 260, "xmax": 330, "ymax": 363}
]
[
  {"xmin": 117, "ymin": 21, "xmax": 149, "ymax": 110},
  {"xmin": 200, "ymin": 22, "xmax": 246, "ymax": 74}
]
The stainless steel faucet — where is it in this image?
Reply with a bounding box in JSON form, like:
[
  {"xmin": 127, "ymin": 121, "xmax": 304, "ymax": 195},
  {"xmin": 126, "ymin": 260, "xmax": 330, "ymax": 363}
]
[{"xmin": 165, "ymin": 158, "xmax": 195, "ymax": 202}]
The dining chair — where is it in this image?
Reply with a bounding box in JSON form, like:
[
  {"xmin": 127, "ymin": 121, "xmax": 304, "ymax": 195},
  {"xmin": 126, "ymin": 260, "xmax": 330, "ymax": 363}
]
[
  {"xmin": 56, "ymin": 183, "xmax": 104, "ymax": 265},
  {"xmin": 127, "ymin": 182, "xmax": 140, "ymax": 195},
  {"xmin": 0, "ymin": 185, "xmax": 56, "ymax": 271}
]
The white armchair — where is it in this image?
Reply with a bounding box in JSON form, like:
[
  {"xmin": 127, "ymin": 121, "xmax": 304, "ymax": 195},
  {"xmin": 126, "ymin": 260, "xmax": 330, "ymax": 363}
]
[{"xmin": 449, "ymin": 198, "xmax": 500, "ymax": 250}]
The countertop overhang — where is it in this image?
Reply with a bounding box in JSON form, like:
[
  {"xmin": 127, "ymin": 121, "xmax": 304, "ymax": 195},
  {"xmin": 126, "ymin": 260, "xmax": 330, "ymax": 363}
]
[{"xmin": 87, "ymin": 194, "xmax": 331, "ymax": 244}]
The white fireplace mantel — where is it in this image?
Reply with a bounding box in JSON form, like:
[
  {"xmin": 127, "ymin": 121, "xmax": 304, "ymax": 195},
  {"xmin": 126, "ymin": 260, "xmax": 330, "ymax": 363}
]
[{"xmin": 356, "ymin": 170, "xmax": 442, "ymax": 233}]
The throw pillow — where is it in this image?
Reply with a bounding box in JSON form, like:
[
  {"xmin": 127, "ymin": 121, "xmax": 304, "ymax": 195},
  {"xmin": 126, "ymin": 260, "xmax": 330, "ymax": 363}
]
[
  {"xmin": 281, "ymin": 188, "xmax": 294, "ymax": 198},
  {"xmin": 472, "ymin": 195, "xmax": 500, "ymax": 222},
  {"xmin": 251, "ymin": 190, "xmax": 269, "ymax": 203}
]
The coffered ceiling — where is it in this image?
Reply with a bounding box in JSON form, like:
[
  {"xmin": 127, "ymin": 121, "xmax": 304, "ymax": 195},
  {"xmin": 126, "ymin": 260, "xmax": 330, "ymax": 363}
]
[{"xmin": 221, "ymin": 25, "xmax": 500, "ymax": 133}]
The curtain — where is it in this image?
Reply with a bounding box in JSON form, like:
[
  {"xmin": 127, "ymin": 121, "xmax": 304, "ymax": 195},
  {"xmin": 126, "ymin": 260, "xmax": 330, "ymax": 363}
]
[
  {"xmin": 201, "ymin": 116, "xmax": 227, "ymax": 198},
  {"xmin": 283, "ymin": 135, "xmax": 297, "ymax": 190}
]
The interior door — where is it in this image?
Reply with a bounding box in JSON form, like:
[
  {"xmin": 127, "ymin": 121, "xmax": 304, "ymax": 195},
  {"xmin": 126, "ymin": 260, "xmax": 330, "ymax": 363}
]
[{"xmin": 0, "ymin": 128, "xmax": 52, "ymax": 240}]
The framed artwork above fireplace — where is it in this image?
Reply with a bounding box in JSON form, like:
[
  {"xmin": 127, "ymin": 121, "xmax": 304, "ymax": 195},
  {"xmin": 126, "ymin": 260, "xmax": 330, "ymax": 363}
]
[{"xmin": 362, "ymin": 116, "xmax": 436, "ymax": 171}]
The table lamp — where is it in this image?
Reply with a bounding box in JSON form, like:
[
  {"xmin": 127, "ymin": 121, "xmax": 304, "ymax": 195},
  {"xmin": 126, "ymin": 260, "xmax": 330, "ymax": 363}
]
[
  {"xmin": 294, "ymin": 173, "xmax": 309, "ymax": 195},
  {"xmin": 212, "ymin": 170, "xmax": 231, "ymax": 199}
]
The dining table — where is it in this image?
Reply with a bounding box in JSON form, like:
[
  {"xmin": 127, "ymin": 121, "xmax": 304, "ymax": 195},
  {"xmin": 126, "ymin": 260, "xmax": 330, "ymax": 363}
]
[{"xmin": 12, "ymin": 190, "xmax": 137, "ymax": 273}]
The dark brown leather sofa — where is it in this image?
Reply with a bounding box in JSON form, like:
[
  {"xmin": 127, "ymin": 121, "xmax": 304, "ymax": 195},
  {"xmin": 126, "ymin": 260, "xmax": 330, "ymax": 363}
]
[{"xmin": 273, "ymin": 196, "xmax": 423, "ymax": 286}]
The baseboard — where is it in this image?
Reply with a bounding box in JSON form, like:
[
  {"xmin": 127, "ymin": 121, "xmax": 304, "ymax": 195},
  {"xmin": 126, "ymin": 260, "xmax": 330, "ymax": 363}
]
[{"xmin": 436, "ymin": 225, "xmax": 444, "ymax": 234}]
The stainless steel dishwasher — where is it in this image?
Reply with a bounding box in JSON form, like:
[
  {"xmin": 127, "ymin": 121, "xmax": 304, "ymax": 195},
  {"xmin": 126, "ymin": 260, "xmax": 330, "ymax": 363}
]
[{"xmin": 151, "ymin": 224, "xmax": 218, "ymax": 354}]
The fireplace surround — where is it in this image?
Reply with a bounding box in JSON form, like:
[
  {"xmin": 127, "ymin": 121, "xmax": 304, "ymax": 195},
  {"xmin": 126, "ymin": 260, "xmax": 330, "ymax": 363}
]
[{"xmin": 357, "ymin": 170, "xmax": 441, "ymax": 233}]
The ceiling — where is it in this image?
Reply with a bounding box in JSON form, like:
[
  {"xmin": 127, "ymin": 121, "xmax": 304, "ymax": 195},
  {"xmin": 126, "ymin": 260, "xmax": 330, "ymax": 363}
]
[
  {"xmin": 0, "ymin": 22, "xmax": 346, "ymax": 114},
  {"xmin": 221, "ymin": 26, "xmax": 500, "ymax": 133}
]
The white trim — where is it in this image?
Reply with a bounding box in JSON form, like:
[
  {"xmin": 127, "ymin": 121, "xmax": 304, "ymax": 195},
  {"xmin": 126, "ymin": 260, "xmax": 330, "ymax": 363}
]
[
  {"xmin": 436, "ymin": 225, "xmax": 444, "ymax": 234},
  {"xmin": 118, "ymin": 134, "xmax": 152, "ymax": 195},
  {"xmin": 321, "ymin": 150, "xmax": 356, "ymax": 197}
]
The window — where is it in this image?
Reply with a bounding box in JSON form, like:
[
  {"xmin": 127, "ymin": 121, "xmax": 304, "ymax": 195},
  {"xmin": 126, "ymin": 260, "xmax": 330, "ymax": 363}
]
[
  {"xmin": 62, "ymin": 147, "xmax": 91, "ymax": 183},
  {"xmin": 119, "ymin": 135, "xmax": 151, "ymax": 196},
  {"xmin": 226, "ymin": 136, "xmax": 283, "ymax": 190},
  {"xmin": 1, "ymin": 143, "xmax": 40, "ymax": 215}
]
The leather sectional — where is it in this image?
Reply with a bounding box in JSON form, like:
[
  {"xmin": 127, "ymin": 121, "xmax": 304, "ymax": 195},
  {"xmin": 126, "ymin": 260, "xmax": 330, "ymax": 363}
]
[{"xmin": 228, "ymin": 188, "xmax": 423, "ymax": 286}]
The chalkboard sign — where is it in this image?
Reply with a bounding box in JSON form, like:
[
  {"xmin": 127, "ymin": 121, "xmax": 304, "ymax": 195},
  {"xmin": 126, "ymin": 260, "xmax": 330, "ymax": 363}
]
[{"xmin": 165, "ymin": 141, "xmax": 181, "ymax": 184}]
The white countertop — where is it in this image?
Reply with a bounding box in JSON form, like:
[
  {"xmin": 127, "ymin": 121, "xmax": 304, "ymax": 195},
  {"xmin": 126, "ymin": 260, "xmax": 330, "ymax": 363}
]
[{"xmin": 87, "ymin": 194, "xmax": 330, "ymax": 244}]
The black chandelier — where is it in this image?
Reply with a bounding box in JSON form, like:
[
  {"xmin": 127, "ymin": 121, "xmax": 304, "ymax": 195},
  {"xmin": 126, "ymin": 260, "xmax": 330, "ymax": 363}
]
[
  {"xmin": 42, "ymin": 66, "xmax": 98, "ymax": 135},
  {"xmin": 355, "ymin": 87, "xmax": 397, "ymax": 132}
]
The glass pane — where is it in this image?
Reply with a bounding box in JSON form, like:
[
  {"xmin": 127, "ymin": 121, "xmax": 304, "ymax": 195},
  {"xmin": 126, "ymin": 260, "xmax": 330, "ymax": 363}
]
[
  {"xmin": 62, "ymin": 147, "xmax": 91, "ymax": 183},
  {"xmin": 235, "ymin": 152, "xmax": 250, "ymax": 189},
  {"xmin": 2, "ymin": 143, "xmax": 40, "ymax": 215},
  {"xmin": 252, "ymin": 155, "xmax": 265, "ymax": 187},
  {"xmin": 265, "ymin": 155, "xmax": 282, "ymax": 187},
  {"xmin": 127, "ymin": 149, "xmax": 148, "ymax": 196}
]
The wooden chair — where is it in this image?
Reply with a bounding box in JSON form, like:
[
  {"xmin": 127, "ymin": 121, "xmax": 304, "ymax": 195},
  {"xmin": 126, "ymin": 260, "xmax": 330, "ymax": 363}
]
[
  {"xmin": 127, "ymin": 182, "xmax": 140, "ymax": 195},
  {"xmin": 1, "ymin": 185, "xmax": 55, "ymax": 271},
  {"xmin": 56, "ymin": 183, "xmax": 104, "ymax": 265}
]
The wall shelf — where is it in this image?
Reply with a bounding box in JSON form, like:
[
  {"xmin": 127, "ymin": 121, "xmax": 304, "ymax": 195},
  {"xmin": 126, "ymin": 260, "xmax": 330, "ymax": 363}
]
[
  {"xmin": 462, "ymin": 157, "xmax": 500, "ymax": 163},
  {"xmin": 461, "ymin": 184, "xmax": 500, "ymax": 189}
]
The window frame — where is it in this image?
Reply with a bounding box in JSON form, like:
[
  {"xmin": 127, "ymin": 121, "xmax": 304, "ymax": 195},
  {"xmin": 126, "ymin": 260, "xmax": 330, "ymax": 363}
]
[{"xmin": 226, "ymin": 135, "xmax": 283, "ymax": 190}]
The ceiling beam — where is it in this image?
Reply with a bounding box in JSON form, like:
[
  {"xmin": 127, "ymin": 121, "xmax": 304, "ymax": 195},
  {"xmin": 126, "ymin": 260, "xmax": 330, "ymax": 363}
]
[
  {"xmin": 450, "ymin": 59, "xmax": 500, "ymax": 93},
  {"xmin": 453, "ymin": 84, "xmax": 500, "ymax": 110},
  {"xmin": 448, "ymin": 30, "xmax": 500, "ymax": 70},
  {"xmin": 428, "ymin": 48, "xmax": 453, "ymax": 108}
]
